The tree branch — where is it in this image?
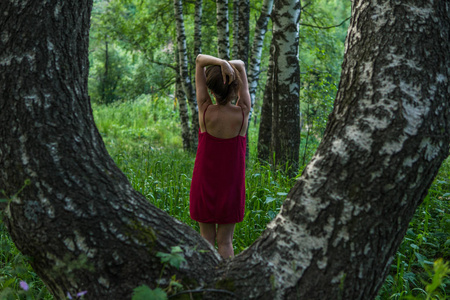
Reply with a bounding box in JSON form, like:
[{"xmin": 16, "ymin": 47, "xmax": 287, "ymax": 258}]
[{"xmin": 300, "ymin": 16, "xmax": 351, "ymax": 30}]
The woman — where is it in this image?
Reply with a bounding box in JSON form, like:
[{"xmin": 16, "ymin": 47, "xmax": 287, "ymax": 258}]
[{"xmin": 189, "ymin": 54, "xmax": 250, "ymax": 259}]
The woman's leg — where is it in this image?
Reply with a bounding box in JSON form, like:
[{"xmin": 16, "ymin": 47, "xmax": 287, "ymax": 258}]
[
  {"xmin": 198, "ymin": 222, "xmax": 216, "ymax": 246},
  {"xmin": 217, "ymin": 223, "xmax": 236, "ymax": 259}
]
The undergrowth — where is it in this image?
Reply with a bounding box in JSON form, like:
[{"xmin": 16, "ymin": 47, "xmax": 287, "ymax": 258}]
[{"xmin": 1, "ymin": 97, "xmax": 448, "ymax": 299}]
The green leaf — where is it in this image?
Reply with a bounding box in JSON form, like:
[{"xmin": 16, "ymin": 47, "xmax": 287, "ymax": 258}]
[
  {"xmin": 415, "ymin": 252, "xmax": 426, "ymax": 267},
  {"xmin": 415, "ymin": 252, "xmax": 434, "ymax": 267},
  {"xmin": 276, "ymin": 192, "xmax": 288, "ymax": 196},
  {"xmin": 132, "ymin": 285, "xmax": 167, "ymax": 300},
  {"xmin": 170, "ymin": 246, "xmax": 183, "ymax": 254},
  {"xmin": 156, "ymin": 246, "xmax": 186, "ymax": 269},
  {"xmin": 410, "ymin": 243, "xmax": 420, "ymax": 250},
  {"xmin": 265, "ymin": 196, "xmax": 276, "ymax": 204}
]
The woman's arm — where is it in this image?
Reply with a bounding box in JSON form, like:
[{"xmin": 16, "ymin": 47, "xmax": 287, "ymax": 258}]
[
  {"xmin": 195, "ymin": 54, "xmax": 235, "ymax": 109},
  {"xmin": 229, "ymin": 60, "xmax": 251, "ymax": 113}
]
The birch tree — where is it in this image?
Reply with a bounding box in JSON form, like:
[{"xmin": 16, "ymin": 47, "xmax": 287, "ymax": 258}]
[
  {"xmin": 173, "ymin": 0, "xmax": 199, "ymax": 150},
  {"xmin": 257, "ymin": 50, "xmax": 274, "ymax": 162},
  {"xmin": 232, "ymin": 0, "xmax": 240, "ymax": 58},
  {"xmin": 248, "ymin": 0, "xmax": 274, "ymax": 134},
  {"xmin": 216, "ymin": 0, "xmax": 230, "ymax": 60},
  {"xmin": 270, "ymin": 0, "xmax": 301, "ymax": 174},
  {"xmin": 175, "ymin": 53, "xmax": 192, "ymax": 151},
  {"xmin": 1, "ymin": 0, "xmax": 449, "ymax": 299},
  {"xmin": 236, "ymin": 0, "xmax": 250, "ymax": 66},
  {"xmin": 194, "ymin": 0, "xmax": 203, "ymax": 58}
]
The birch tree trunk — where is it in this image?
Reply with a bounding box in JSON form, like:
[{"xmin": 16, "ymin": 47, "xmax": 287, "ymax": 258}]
[
  {"xmin": 173, "ymin": 0, "xmax": 199, "ymax": 150},
  {"xmin": 249, "ymin": 0, "xmax": 274, "ymax": 158},
  {"xmin": 236, "ymin": 0, "xmax": 250, "ymax": 66},
  {"xmin": 248, "ymin": 0, "xmax": 274, "ymax": 110},
  {"xmin": 216, "ymin": 0, "xmax": 230, "ymax": 60},
  {"xmin": 1, "ymin": 1, "xmax": 449, "ymax": 299},
  {"xmin": 257, "ymin": 50, "xmax": 274, "ymax": 163},
  {"xmin": 175, "ymin": 59, "xmax": 192, "ymax": 151},
  {"xmin": 270, "ymin": 0, "xmax": 301, "ymax": 175},
  {"xmin": 194, "ymin": 0, "xmax": 203, "ymax": 58},
  {"xmin": 232, "ymin": 0, "xmax": 240, "ymax": 58}
]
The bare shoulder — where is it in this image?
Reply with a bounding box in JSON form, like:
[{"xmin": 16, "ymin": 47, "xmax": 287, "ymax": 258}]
[{"xmin": 236, "ymin": 100, "xmax": 251, "ymax": 115}]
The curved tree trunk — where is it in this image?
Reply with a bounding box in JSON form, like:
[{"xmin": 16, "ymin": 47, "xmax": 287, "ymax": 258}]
[
  {"xmin": 1, "ymin": 1, "xmax": 449, "ymax": 300},
  {"xmin": 248, "ymin": 0, "xmax": 274, "ymax": 110},
  {"xmin": 173, "ymin": 0, "xmax": 199, "ymax": 151},
  {"xmin": 221, "ymin": 0, "xmax": 450, "ymax": 298},
  {"xmin": 249, "ymin": 0, "xmax": 274, "ymax": 160},
  {"xmin": 216, "ymin": 0, "xmax": 230, "ymax": 60},
  {"xmin": 0, "ymin": 1, "xmax": 217, "ymax": 299}
]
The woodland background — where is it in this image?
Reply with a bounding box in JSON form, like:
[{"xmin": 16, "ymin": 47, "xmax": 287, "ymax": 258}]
[{"xmin": 0, "ymin": 0, "xmax": 449, "ymax": 299}]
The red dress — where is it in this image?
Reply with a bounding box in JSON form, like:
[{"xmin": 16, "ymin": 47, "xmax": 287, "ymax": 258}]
[{"xmin": 189, "ymin": 105, "xmax": 246, "ymax": 224}]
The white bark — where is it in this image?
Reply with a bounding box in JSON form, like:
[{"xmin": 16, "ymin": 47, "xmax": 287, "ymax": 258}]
[
  {"xmin": 173, "ymin": 0, "xmax": 199, "ymax": 150},
  {"xmin": 194, "ymin": 0, "xmax": 203, "ymax": 58},
  {"xmin": 248, "ymin": 0, "xmax": 274, "ymax": 117},
  {"xmin": 270, "ymin": 0, "xmax": 301, "ymax": 172},
  {"xmin": 216, "ymin": 0, "xmax": 230, "ymax": 60},
  {"xmin": 232, "ymin": 0, "xmax": 239, "ymax": 58}
]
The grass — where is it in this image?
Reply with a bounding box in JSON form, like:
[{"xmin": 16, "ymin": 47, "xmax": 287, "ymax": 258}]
[{"xmin": 1, "ymin": 97, "xmax": 449, "ymax": 299}]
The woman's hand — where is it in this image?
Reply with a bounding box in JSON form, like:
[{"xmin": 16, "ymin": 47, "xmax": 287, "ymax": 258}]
[{"xmin": 221, "ymin": 60, "xmax": 235, "ymax": 85}]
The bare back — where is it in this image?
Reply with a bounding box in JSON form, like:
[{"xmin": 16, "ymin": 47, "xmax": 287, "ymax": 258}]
[{"xmin": 200, "ymin": 103, "xmax": 248, "ymax": 139}]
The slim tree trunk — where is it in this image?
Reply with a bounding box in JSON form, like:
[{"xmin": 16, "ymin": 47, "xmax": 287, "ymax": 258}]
[
  {"xmin": 248, "ymin": 0, "xmax": 274, "ymax": 110},
  {"xmin": 236, "ymin": 0, "xmax": 250, "ymax": 66},
  {"xmin": 250, "ymin": 0, "xmax": 274, "ymax": 160},
  {"xmin": 175, "ymin": 58, "xmax": 192, "ymax": 151},
  {"xmin": 173, "ymin": 0, "xmax": 199, "ymax": 150},
  {"xmin": 1, "ymin": 1, "xmax": 448, "ymax": 299},
  {"xmin": 270, "ymin": 0, "xmax": 301, "ymax": 175},
  {"xmin": 194, "ymin": 0, "xmax": 203, "ymax": 58},
  {"xmin": 216, "ymin": 0, "xmax": 230, "ymax": 60},
  {"xmin": 257, "ymin": 49, "xmax": 274, "ymax": 163},
  {"xmin": 101, "ymin": 37, "xmax": 109, "ymax": 104},
  {"xmin": 232, "ymin": 0, "xmax": 240, "ymax": 58}
]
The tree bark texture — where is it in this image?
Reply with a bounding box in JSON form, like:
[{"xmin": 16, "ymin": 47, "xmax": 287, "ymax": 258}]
[
  {"xmin": 173, "ymin": 0, "xmax": 199, "ymax": 151},
  {"xmin": 216, "ymin": 0, "xmax": 230, "ymax": 60},
  {"xmin": 236, "ymin": 0, "xmax": 250, "ymax": 67},
  {"xmin": 270, "ymin": 0, "xmax": 301, "ymax": 175},
  {"xmin": 194, "ymin": 0, "xmax": 203, "ymax": 58},
  {"xmin": 248, "ymin": 0, "xmax": 274, "ymax": 111},
  {"xmin": 0, "ymin": 1, "xmax": 218, "ymax": 298},
  {"xmin": 232, "ymin": 0, "xmax": 240, "ymax": 58},
  {"xmin": 228, "ymin": 1, "xmax": 449, "ymax": 299},
  {"xmin": 175, "ymin": 60, "xmax": 192, "ymax": 152},
  {"xmin": 257, "ymin": 49, "xmax": 274, "ymax": 163},
  {"xmin": 249, "ymin": 0, "xmax": 274, "ymax": 158},
  {"xmin": 1, "ymin": 1, "xmax": 449, "ymax": 300}
]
